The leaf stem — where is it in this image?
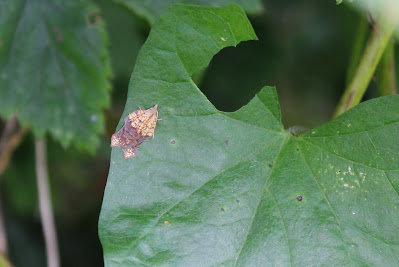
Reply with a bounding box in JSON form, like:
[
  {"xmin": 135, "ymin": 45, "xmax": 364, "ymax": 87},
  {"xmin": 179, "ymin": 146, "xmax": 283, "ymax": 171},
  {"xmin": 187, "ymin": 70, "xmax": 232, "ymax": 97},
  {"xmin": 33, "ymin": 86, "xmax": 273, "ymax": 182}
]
[
  {"xmin": 376, "ymin": 38, "xmax": 397, "ymax": 95},
  {"xmin": 0, "ymin": 115, "xmax": 27, "ymax": 177},
  {"xmin": 35, "ymin": 138, "xmax": 60, "ymax": 267},
  {"xmin": 333, "ymin": 22, "xmax": 397, "ymax": 118}
]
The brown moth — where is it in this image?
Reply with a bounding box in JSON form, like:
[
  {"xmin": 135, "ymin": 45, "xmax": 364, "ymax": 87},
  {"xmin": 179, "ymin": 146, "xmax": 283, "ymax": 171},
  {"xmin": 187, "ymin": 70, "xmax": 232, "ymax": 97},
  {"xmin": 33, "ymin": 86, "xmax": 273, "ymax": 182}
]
[{"xmin": 111, "ymin": 104, "xmax": 159, "ymax": 159}]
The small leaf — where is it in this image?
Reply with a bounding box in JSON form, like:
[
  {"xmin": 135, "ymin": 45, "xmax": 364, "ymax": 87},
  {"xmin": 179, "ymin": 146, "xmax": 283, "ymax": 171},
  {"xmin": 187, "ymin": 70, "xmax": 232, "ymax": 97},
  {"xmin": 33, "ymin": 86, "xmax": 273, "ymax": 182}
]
[
  {"xmin": 0, "ymin": 0, "xmax": 111, "ymax": 151},
  {"xmin": 99, "ymin": 4, "xmax": 399, "ymax": 266}
]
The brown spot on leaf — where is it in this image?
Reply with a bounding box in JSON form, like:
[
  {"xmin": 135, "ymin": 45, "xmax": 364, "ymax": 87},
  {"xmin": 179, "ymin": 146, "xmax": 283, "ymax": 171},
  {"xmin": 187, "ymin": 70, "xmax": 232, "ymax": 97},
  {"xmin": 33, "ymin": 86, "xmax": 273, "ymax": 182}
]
[{"xmin": 111, "ymin": 104, "xmax": 159, "ymax": 159}]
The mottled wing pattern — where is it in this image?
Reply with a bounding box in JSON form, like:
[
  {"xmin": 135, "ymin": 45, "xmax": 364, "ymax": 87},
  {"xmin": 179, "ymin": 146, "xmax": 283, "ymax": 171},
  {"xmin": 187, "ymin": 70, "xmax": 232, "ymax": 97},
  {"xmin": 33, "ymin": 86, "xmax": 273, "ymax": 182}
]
[{"xmin": 110, "ymin": 105, "xmax": 158, "ymax": 159}]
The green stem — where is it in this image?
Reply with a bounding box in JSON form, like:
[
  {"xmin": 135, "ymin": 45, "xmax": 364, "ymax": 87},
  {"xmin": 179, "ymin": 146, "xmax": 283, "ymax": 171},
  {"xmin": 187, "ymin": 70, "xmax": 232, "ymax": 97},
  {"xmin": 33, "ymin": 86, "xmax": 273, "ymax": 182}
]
[
  {"xmin": 333, "ymin": 23, "xmax": 397, "ymax": 118},
  {"xmin": 376, "ymin": 38, "xmax": 397, "ymax": 95},
  {"xmin": 346, "ymin": 15, "xmax": 369, "ymax": 86}
]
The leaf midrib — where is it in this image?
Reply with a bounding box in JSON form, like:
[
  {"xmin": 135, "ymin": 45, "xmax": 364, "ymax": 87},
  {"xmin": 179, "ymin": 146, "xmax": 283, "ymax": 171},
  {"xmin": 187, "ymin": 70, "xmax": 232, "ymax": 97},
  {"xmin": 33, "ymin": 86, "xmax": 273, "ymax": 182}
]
[
  {"xmin": 297, "ymin": 140, "xmax": 353, "ymax": 266},
  {"xmin": 233, "ymin": 134, "xmax": 290, "ymax": 267}
]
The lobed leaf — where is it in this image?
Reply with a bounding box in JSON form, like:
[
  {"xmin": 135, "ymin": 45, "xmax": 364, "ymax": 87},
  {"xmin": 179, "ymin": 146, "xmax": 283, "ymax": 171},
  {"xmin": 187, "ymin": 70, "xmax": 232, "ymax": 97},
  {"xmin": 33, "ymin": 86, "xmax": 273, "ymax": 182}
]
[{"xmin": 99, "ymin": 4, "xmax": 399, "ymax": 266}]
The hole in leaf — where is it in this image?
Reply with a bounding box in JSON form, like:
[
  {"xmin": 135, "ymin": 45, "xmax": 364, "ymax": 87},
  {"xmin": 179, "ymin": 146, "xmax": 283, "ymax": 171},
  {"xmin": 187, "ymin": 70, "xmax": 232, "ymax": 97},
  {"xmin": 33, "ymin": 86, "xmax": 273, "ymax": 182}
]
[{"xmin": 195, "ymin": 40, "xmax": 277, "ymax": 112}]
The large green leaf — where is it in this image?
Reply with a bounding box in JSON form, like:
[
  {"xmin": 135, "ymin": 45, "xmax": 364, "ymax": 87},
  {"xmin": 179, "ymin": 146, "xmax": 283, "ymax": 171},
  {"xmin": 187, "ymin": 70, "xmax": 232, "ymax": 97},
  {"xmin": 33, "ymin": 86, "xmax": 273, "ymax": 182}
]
[
  {"xmin": 0, "ymin": 0, "xmax": 111, "ymax": 151},
  {"xmin": 114, "ymin": 0, "xmax": 263, "ymax": 24},
  {"xmin": 99, "ymin": 4, "xmax": 399, "ymax": 266}
]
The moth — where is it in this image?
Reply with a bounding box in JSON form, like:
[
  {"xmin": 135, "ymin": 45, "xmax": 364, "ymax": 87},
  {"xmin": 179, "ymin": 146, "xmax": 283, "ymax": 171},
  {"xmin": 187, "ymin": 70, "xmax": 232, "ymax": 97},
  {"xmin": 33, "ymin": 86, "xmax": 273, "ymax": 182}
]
[{"xmin": 111, "ymin": 104, "xmax": 159, "ymax": 159}]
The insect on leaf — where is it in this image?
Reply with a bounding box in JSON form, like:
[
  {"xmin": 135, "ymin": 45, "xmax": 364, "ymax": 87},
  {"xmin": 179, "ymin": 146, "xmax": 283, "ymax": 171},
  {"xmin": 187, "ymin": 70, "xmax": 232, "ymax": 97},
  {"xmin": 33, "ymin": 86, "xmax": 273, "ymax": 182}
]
[{"xmin": 110, "ymin": 104, "xmax": 159, "ymax": 158}]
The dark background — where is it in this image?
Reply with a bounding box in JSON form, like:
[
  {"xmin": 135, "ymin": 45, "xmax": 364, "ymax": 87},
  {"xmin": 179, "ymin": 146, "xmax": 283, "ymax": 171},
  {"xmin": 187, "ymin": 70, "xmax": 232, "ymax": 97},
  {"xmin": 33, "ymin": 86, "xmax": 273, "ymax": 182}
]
[{"xmin": 1, "ymin": 0, "xmax": 397, "ymax": 266}]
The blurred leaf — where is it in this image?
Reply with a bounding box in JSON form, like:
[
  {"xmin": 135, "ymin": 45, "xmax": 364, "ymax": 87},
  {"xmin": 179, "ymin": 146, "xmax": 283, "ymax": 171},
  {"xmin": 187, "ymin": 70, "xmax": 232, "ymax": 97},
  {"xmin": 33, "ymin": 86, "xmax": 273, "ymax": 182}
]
[
  {"xmin": 0, "ymin": 0, "xmax": 111, "ymax": 151},
  {"xmin": 114, "ymin": 0, "xmax": 263, "ymax": 24},
  {"xmin": 99, "ymin": 4, "xmax": 399, "ymax": 265}
]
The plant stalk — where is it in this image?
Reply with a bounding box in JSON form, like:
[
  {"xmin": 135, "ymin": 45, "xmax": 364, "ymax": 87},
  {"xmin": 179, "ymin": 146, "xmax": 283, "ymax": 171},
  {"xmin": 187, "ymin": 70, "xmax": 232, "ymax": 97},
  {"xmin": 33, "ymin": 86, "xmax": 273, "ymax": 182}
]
[
  {"xmin": 333, "ymin": 22, "xmax": 397, "ymax": 118},
  {"xmin": 0, "ymin": 115, "xmax": 27, "ymax": 177},
  {"xmin": 346, "ymin": 14, "xmax": 370, "ymax": 86},
  {"xmin": 376, "ymin": 38, "xmax": 397, "ymax": 95},
  {"xmin": 35, "ymin": 138, "xmax": 60, "ymax": 267}
]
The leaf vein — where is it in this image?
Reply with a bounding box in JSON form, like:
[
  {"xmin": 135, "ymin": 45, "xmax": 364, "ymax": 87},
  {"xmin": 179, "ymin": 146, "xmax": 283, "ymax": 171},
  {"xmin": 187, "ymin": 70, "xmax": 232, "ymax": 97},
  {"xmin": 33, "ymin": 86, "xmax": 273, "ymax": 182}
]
[
  {"xmin": 300, "ymin": 139, "xmax": 397, "ymax": 172},
  {"xmin": 305, "ymin": 120, "xmax": 399, "ymax": 139},
  {"xmin": 233, "ymin": 135, "xmax": 289, "ymax": 267},
  {"xmin": 298, "ymin": 142, "xmax": 353, "ymax": 266}
]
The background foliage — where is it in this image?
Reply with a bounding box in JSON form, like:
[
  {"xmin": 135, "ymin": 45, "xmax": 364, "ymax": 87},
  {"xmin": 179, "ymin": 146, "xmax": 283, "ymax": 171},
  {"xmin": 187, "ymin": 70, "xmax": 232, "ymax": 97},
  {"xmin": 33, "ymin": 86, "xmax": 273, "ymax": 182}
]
[
  {"xmin": 0, "ymin": 0, "xmax": 398, "ymax": 266},
  {"xmin": 0, "ymin": 0, "xmax": 111, "ymax": 151}
]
